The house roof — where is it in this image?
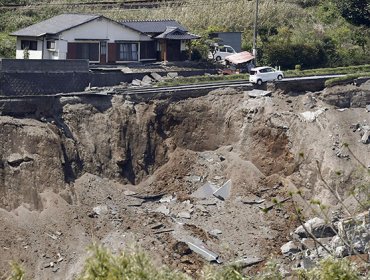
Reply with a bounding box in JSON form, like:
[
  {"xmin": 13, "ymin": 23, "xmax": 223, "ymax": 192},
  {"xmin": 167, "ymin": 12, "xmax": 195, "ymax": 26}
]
[
  {"xmin": 121, "ymin": 20, "xmax": 187, "ymax": 34},
  {"xmin": 155, "ymin": 27, "xmax": 200, "ymax": 40},
  {"xmin": 11, "ymin": 14, "xmax": 101, "ymax": 37},
  {"xmin": 225, "ymin": 51, "xmax": 254, "ymax": 65}
]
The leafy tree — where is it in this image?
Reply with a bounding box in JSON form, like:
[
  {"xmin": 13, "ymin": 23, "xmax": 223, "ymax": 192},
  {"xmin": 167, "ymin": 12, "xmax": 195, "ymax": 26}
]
[{"xmin": 333, "ymin": 0, "xmax": 370, "ymax": 26}]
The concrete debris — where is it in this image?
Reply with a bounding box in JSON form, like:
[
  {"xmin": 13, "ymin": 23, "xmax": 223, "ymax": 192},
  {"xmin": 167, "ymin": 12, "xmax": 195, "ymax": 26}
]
[
  {"xmin": 120, "ymin": 67, "xmax": 133, "ymax": 73},
  {"xmin": 294, "ymin": 217, "xmax": 336, "ymax": 238},
  {"xmin": 154, "ymin": 205, "xmax": 170, "ymax": 216},
  {"xmin": 213, "ymin": 180, "xmax": 232, "ymax": 200},
  {"xmin": 167, "ymin": 72, "xmax": 178, "ymax": 79},
  {"xmin": 191, "ymin": 182, "xmax": 218, "ymax": 199},
  {"xmin": 233, "ymin": 257, "xmax": 264, "ymax": 268},
  {"xmin": 186, "ymin": 241, "xmax": 222, "ymax": 263},
  {"xmin": 142, "ymin": 75, "xmax": 153, "ymax": 85},
  {"xmin": 131, "ymin": 79, "xmax": 142, "ymax": 87},
  {"xmin": 366, "ymin": 104, "xmax": 370, "ymax": 112},
  {"xmin": 154, "ymin": 228, "xmax": 174, "ymax": 234},
  {"xmin": 185, "ymin": 175, "xmax": 202, "ymax": 183},
  {"xmin": 124, "ymin": 190, "xmax": 137, "ymax": 196},
  {"xmin": 127, "ymin": 198, "xmax": 144, "ymax": 207},
  {"xmin": 209, "ymin": 229, "xmax": 222, "ymax": 237},
  {"xmin": 177, "ymin": 211, "xmax": 191, "ymax": 219},
  {"xmin": 299, "ymin": 108, "xmax": 326, "ymax": 122},
  {"xmin": 150, "ymin": 72, "xmax": 164, "ymax": 82},
  {"xmin": 92, "ymin": 205, "xmax": 109, "ymax": 215},
  {"xmin": 198, "ymin": 198, "xmax": 218, "ymax": 206},
  {"xmin": 361, "ymin": 128, "xmax": 370, "ymax": 144},
  {"xmin": 159, "ymin": 195, "xmax": 176, "ymax": 203},
  {"xmin": 247, "ymin": 89, "xmax": 272, "ymax": 98},
  {"xmin": 281, "ymin": 241, "xmax": 301, "ymax": 256},
  {"xmin": 240, "ymin": 194, "xmax": 265, "ymax": 205}
]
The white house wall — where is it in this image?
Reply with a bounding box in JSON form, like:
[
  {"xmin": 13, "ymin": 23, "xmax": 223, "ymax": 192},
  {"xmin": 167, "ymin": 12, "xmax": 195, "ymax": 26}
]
[
  {"xmin": 15, "ymin": 37, "xmax": 43, "ymax": 59},
  {"xmin": 61, "ymin": 18, "xmax": 151, "ymax": 42}
]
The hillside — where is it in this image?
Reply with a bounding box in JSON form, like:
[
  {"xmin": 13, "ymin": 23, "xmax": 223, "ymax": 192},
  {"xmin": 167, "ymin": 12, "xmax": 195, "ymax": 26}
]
[{"xmin": 0, "ymin": 0, "xmax": 369, "ymax": 68}]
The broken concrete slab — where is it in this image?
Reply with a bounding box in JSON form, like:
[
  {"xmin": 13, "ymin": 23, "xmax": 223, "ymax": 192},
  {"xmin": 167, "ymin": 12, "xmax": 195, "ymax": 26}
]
[
  {"xmin": 131, "ymin": 79, "xmax": 142, "ymax": 86},
  {"xmin": 240, "ymin": 194, "xmax": 265, "ymax": 205},
  {"xmin": 213, "ymin": 180, "xmax": 232, "ymax": 200},
  {"xmin": 192, "ymin": 182, "xmax": 218, "ymax": 199},
  {"xmin": 142, "ymin": 75, "xmax": 153, "ymax": 84},
  {"xmin": 154, "ymin": 205, "xmax": 170, "ymax": 216},
  {"xmin": 150, "ymin": 72, "xmax": 164, "ymax": 82},
  {"xmin": 361, "ymin": 129, "xmax": 369, "ymax": 144},
  {"xmin": 186, "ymin": 241, "xmax": 222, "ymax": 263},
  {"xmin": 299, "ymin": 108, "xmax": 326, "ymax": 122},
  {"xmin": 232, "ymin": 257, "xmax": 264, "ymax": 268},
  {"xmin": 247, "ymin": 89, "xmax": 272, "ymax": 98},
  {"xmin": 167, "ymin": 72, "xmax": 178, "ymax": 79}
]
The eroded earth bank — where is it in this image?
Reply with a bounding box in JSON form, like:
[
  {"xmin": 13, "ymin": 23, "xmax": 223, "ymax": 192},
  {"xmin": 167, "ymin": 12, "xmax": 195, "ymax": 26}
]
[{"xmin": 0, "ymin": 82, "xmax": 369, "ymax": 279}]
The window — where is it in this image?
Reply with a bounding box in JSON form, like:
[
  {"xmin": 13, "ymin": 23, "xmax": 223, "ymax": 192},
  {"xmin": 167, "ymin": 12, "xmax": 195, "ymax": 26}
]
[
  {"xmin": 118, "ymin": 43, "xmax": 138, "ymax": 61},
  {"xmin": 21, "ymin": 40, "xmax": 37, "ymax": 50},
  {"xmin": 100, "ymin": 42, "xmax": 107, "ymax": 55},
  {"xmin": 47, "ymin": 40, "xmax": 55, "ymax": 50},
  {"xmin": 76, "ymin": 43, "xmax": 99, "ymax": 62}
]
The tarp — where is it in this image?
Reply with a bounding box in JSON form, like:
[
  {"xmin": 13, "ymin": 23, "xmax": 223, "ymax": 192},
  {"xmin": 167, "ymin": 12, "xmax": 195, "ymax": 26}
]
[{"xmin": 225, "ymin": 51, "xmax": 254, "ymax": 65}]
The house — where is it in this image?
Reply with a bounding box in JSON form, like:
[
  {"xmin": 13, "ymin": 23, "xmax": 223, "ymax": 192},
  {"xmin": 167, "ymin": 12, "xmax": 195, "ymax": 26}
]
[
  {"xmin": 11, "ymin": 14, "xmax": 199, "ymax": 63},
  {"xmin": 209, "ymin": 32, "xmax": 242, "ymax": 52},
  {"xmin": 122, "ymin": 20, "xmax": 200, "ymax": 61}
]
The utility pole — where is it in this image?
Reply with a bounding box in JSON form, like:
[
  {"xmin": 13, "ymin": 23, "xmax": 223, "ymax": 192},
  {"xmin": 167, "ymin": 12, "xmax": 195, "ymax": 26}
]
[{"xmin": 252, "ymin": 0, "xmax": 259, "ymax": 66}]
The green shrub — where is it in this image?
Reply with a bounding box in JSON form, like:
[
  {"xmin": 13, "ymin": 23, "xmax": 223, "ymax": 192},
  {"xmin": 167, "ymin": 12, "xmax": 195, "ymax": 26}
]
[
  {"xmin": 77, "ymin": 243, "xmax": 190, "ymax": 280},
  {"xmin": 298, "ymin": 257, "xmax": 362, "ymax": 280}
]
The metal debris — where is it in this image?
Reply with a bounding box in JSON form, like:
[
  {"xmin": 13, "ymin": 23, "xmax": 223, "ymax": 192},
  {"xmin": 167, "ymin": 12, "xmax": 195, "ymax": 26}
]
[
  {"xmin": 213, "ymin": 180, "xmax": 232, "ymax": 200},
  {"xmin": 186, "ymin": 241, "xmax": 222, "ymax": 263}
]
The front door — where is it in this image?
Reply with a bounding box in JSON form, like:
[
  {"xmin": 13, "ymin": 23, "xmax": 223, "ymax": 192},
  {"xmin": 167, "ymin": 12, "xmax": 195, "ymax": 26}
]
[{"xmin": 166, "ymin": 40, "xmax": 181, "ymax": 61}]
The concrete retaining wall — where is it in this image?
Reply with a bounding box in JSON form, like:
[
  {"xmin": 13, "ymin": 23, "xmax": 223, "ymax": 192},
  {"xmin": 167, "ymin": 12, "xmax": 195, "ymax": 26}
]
[{"xmin": 0, "ymin": 59, "xmax": 89, "ymax": 73}]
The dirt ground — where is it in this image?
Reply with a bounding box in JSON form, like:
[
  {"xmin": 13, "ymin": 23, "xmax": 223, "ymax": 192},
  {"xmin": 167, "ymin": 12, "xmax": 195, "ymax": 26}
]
[{"xmin": 0, "ymin": 81, "xmax": 369, "ymax": 279}]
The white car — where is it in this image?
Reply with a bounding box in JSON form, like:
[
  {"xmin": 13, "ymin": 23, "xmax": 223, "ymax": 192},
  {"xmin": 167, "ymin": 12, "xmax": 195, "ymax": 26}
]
[
  {"xmin": 249, "ymin": 66, "xmax": 284, "ymax": 85},
  {"xmin": 209, "ymin": 45, "xmax": 236, "ymax": 61}
]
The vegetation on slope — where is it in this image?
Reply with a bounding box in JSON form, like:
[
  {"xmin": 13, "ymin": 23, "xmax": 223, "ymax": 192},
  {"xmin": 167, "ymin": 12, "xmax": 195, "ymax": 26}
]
[{"xmin": 0, "ymin": 0, "xmax": 369, "ymax": 67}]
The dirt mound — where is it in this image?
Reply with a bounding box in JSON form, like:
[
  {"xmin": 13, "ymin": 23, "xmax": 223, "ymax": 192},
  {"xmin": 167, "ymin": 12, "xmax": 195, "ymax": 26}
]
[{"xmin": 0, "ymin": 86, "xmax": 369, "ymax": 279}]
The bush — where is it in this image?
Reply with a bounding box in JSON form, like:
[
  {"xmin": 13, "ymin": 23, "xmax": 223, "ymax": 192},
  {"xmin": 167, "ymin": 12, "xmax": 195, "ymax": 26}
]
[{"xmin": 298, "ymin": 257, "xmax": 362, "ymax": 280}]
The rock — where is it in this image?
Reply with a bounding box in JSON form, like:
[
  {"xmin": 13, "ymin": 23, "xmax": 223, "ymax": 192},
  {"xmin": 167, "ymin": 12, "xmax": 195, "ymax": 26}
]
[
  {"xmin": 247, "ymin": 89, "xmax": 272, "ymax": 98},
  {"xmin": 131, "ymin": 79, "xmax": 142, "ymax": 86},
  {"xmin": 281, "ymin": 241, "xmax": 301, "ymax": 256},
  {"xmin": 335, "ymin": 246, "xmax": 349, "ymax": 257},
  {"xmin": 150, "ymin": 72, "xmax": 164, "ymax": 82},
  {"xmin": 124, "ymin": 190, "xmax": 137, "ymax": 196},
  {"xmin": 154, "ymin": 205, "xmax": 170, "ymax": 216},
  {"xmin": 142, "ymin": 75, "xmax": 153, "ymax": 84},
  {"xmin": 167, "ymin": 72, "xmax": 178, "ymax": 79},
  {"xmin": 92, "ymin": 205, "xmax": 109, "ymax": 216},
  {"xmin": 299, "ymin": 257, "xmax": 315, "ymax": 270},
  {"xmin": 299, "ymin": 108, "xmax": 326, "ymax": 122},
  {"xmin": 233, "ymin": 257, "xmax": 264, "ymax": 268},
  {"xmin": 209, "ymin": 229, "xmax": 222, "ymax": 237},
  {"xmin": 177, "ymin": 211, "xmax": 191, "ymax": 219},
  {"xmin": 172, "ymin": 241, "xmax": 192, "ymax": 256},
  {"xmin": 366, "ymin": 104, "xmax": 370, "ymax": 112},
  {"xmin": 361, "ymin": 129, "xmax": 369, "ymax": 144},
  {"xmin": 294, "ymin": 217, "xmax": 336, "ymax": 238}
]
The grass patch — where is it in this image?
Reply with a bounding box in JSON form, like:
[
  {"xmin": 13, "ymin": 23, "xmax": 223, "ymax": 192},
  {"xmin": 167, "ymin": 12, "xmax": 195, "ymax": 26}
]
[
  {"xmin": 285, "ymin": 64, "xmax": 370, "ymax": 77},
  {"xmin": 325, "ymin": 73, "xmax": 370, "ymax": 87},
  {"xmin": 156, "ymin": 74, "xmax": 249, "ymax": 87}
]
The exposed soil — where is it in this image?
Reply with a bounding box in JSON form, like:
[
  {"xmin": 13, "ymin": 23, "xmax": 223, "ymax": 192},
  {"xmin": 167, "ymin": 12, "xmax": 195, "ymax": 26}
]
[{"xmin": 0, "ymin": 81, "xmax": 369, "ymax": 279}]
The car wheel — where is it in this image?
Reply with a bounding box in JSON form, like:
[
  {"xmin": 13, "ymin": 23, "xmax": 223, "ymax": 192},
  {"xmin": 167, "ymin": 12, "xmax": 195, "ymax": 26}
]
[
  {"xmin": 277, "ymin": 75, "xmax": 283, "ymax": 80},
  {"xmin": 257, "ymin": 79, "xmax": 263, "ymax": 86},
  {"xmin": 216, "ymin": 56, "xmax": 222, "ymax": 61}
]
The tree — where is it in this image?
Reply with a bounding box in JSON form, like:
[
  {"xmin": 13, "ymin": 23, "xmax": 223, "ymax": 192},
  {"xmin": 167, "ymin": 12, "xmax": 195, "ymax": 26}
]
[{"xmin": 333, "ymin": 0, "xmax": 370, "ymax": 27}]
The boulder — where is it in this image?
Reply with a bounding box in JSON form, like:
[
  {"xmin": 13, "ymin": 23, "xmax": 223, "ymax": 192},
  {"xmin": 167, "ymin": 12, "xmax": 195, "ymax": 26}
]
[
  {"xmin": 281, "ymin": 241, "xmax": 301, "ymax": 256},
  {"xmin": 294, "ymin": 217, "xmax": 336, "ymax": 238}
]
